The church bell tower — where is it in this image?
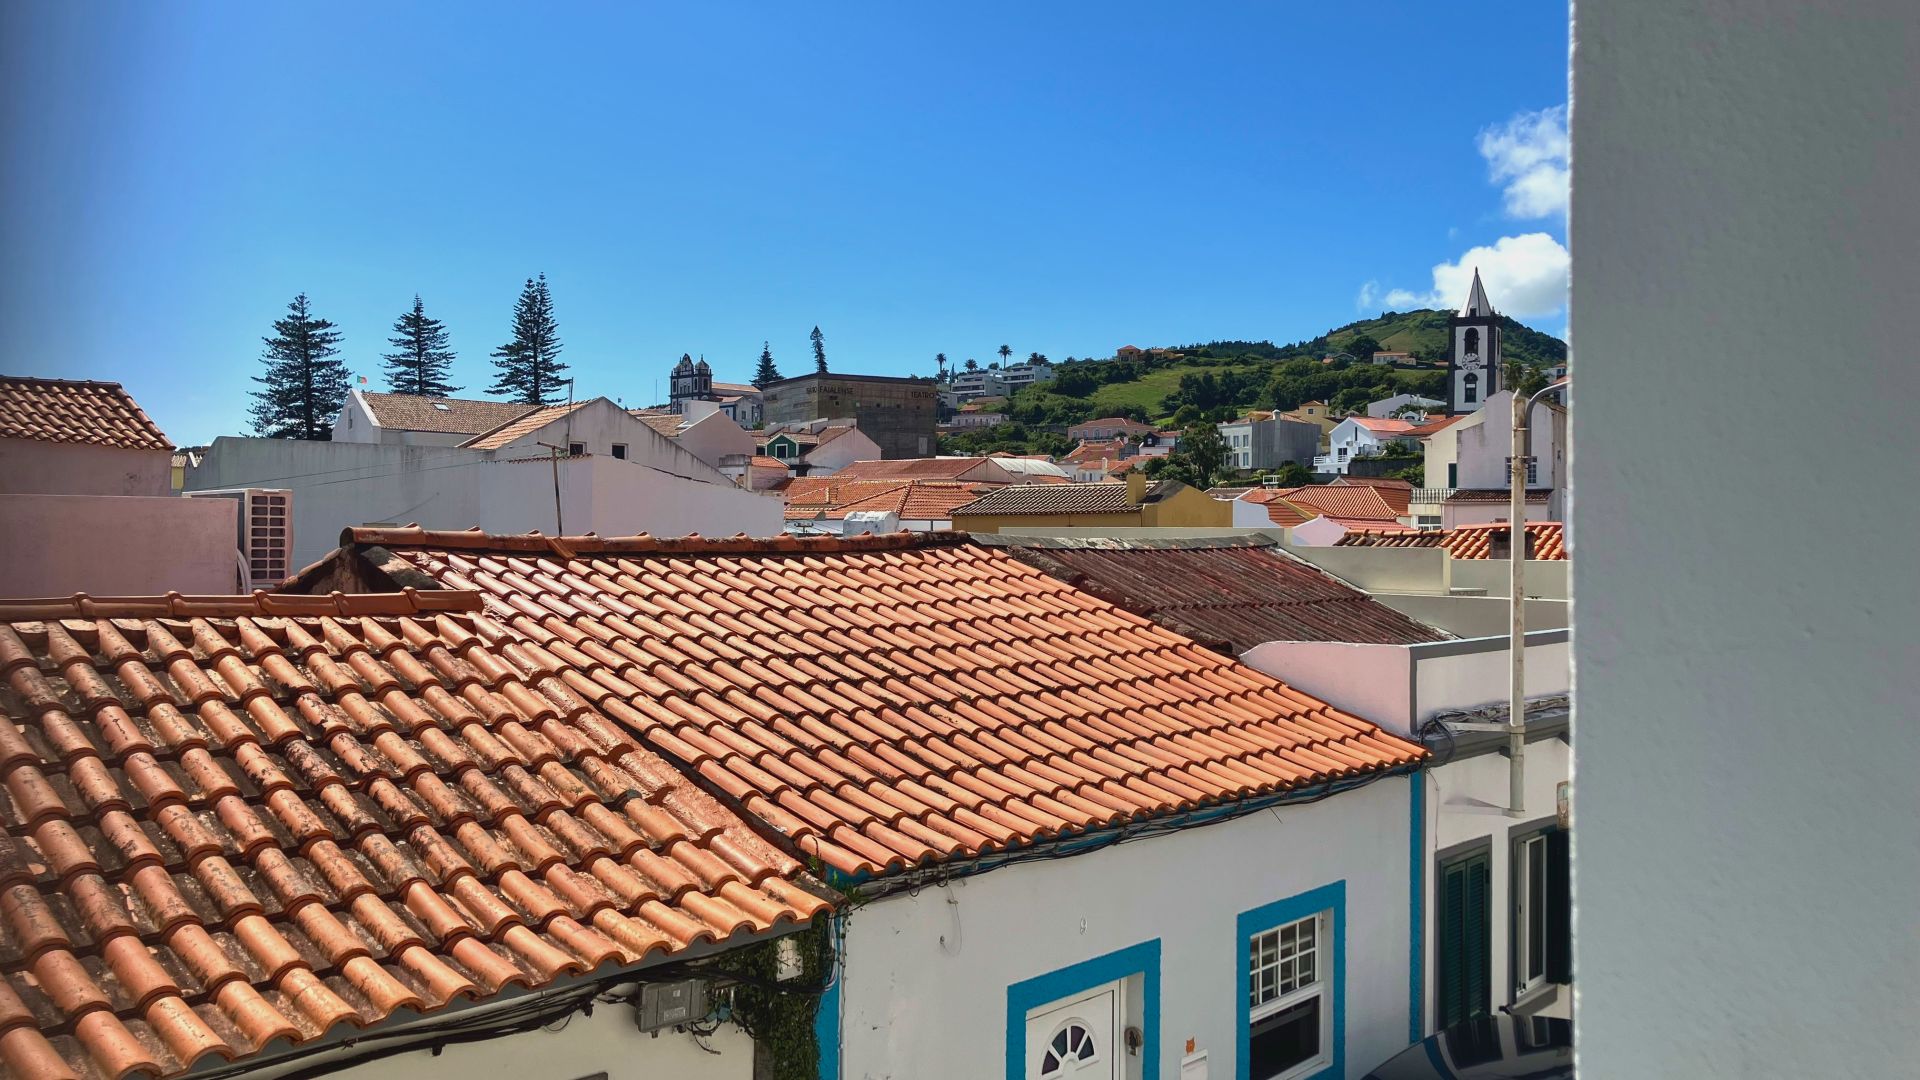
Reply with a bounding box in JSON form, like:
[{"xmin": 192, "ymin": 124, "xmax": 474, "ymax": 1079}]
[{"xmin": 1448, "ymin": 268, "xmax": 1502, "ymax": 415}]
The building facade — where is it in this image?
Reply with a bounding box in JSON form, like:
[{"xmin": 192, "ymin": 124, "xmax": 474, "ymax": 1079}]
[
  {"xmin": 1218, "ymin": 412, "xmax": 1322, "ymax": 472},
  {"xmin": 760, "ymin": 373, "xmax": 937, "ymax": 459}
]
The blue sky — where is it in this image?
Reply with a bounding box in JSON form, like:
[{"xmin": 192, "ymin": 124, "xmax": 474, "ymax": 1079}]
[{"xmin": 1, "ymin": 2, "xmax": 1568, "ymax": 445}]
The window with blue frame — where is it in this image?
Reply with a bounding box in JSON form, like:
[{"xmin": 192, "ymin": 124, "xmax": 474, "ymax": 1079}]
[{"xmin": 1238, "ymin": 882, "xmax": 1344, "ymax": 1080}]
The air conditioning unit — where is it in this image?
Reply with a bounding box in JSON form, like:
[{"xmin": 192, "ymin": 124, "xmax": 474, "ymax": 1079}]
[{"xmin": 183, "ymin": 488, "xmax": 293, "ymax": 590}]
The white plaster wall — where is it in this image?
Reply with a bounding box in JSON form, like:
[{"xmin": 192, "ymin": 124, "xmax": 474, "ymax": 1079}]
[
  {"xmin": 0, "ymin": 494, "xmax": 238, "ymax": 594},
  {"xmin": 1412, "ymin": 640, "xmax": 1568, "ymax": 723},
  {"xmin": 1240, "ymin": 640, "xmax": 1415, "ymax": 734},
  {"xmin": 249, "ymin": 985, "xmax": 753, "ymax": 1080},
  {"xmin": 1282, "ymin": 545, "xmax": 1449, "ymax": 596},
  {"xmin": 804, "ymin": 429, "xmax": 883, "ymax": 475},
  {"xmin": 1437, "ymin": 501, "xmax": 1555, "ymax": 530},
  {"xmin": 1417, "ymin": 740, "xmax": 1572, "ymax": 1031},
  {"xmin": 190, "ymin": 438, "xmax": 782, "ymax": 567},
  {"xmin": 0, "ymin": 438, "xmax": 172, "ymax": 496},
  {"xmin": 834, "ymin": 779, "xmax": 1413, "ymax": 1080},
  {"xmin": 487, "ymin": 399, "xmax": 738, "ymax": 484},
  {"xmin": 1447, "ymin": 559, "xmax": 1568, "ymax": 601},
  {"xmin": 1288, "ymin": 516, "xmax": 1349, "ymax": 547},
  {"xmin": 674, "ymin": 412, "xmax": 757, "ymax": 470},
  {"xmin": 1374, "ymin": 596, "xmax": 1568, "ymax": 639},
  {"xmin": 1574, "ymin": 3, "xmax": 1920, "ymax": 1074},
  {"xmin": 1452, "ymin": 394, "xmax": 1562, "ymax": 492}
]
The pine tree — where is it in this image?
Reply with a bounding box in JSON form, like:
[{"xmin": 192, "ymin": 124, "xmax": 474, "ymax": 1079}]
[
  {"xmin": 382, "ymin": 295, "xmax": 460, "ymax": 396},
  {"xmin": 489, "ymin": 274, "xmax": 567, "ymax": 405},
  {"xmin": 753, "ymin": 342, "xmax": 782, "ymax": 388},
  {"xmin": 810, "ymin": 325, "xmax": 828, "ymax": 374},
  {"xmin": 249, "ymin": 293, "xmax": 348, "ymax": 440}
]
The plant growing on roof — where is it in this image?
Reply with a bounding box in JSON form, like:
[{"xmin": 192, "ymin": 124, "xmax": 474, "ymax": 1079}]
[
  {"xmin": 381, "ymin": 294, "xmax": 460, "ymax": 397},
  {"xmin": 754, "ymin": 342, "xmax": 782, "ymax": 388},
  {"xmin": 810, "ymin": 325, "xmax": 828, "ymax": 374},
  {"xmin": 489, "ymin": 273, "xmax": 568, "ymax": 405},
  {"xmin": 249, "ymin": 292, "xmax": 348, "ymax": 440}
]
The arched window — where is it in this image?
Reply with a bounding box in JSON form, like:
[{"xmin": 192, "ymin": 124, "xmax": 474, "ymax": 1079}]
[
  {"xmin": 1463, "ymin": 373, "xmax": 1479, "ymax": 404},
  {"xmin": 1463, "ymin": 328, "xmax": 1480, "ymax": 357},
  {"xmin": 1039, "ymin": 1019, "xmax": 1101, "ymax": 1077}
]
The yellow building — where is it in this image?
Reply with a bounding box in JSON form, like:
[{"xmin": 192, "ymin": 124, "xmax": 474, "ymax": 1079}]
[
  {"xmin": 1284, "ymin": 400, "xmax": 1341, "ymax": 449},
  {"xmin": 949, "ymin": 474, "xmax": 1230, "ymax": 533}
]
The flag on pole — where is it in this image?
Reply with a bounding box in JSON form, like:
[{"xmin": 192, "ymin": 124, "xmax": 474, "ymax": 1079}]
[{"xmin": 358, "ymin": 375, "xmax": 367, "ymax": 384}]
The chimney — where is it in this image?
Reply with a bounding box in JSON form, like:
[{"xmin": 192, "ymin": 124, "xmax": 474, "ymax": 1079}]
[{"xmin": 1127, "ymin": 470, "xmax": 1148, "ymax": 504}]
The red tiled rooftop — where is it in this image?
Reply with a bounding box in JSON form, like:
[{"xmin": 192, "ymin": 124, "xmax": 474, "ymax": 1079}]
[
  {"xmin": 459, "ymin": 400, "xmax": 593, "ymax": 450},
  {"xmin": 1242, "ymin": 485, "xmax": 1402, "ymax": 527},
  {"xmin": 0, "ymin": 589, "xmax": 828, "ymax": 1079},
  {"xmin": 782, "ymin": 480, "xmax": 983, "ymax": 522},
  {"xmin": 749, "ymin": 455, "xmax": 789, "ymax": 469},
  {"xmin": 827, "ymin": 458, "xmax": 1007, "ymax": 482},
  {"xmin": 1336, "ymin": 521, "xmax": 1567, "ymax": 560},
  {"xmin": 0, "ymin": 377, "xmax": 171, "ymax": 452},
  {"xmin": 1331, "ymin": 476, "xmax": 1414, "ymax": 516},
  {"xmin": 309, "ymin": 528, "xmax": 1427, "ymax": 880},
  {"xmin": 989, "ymin": 536, "xmax": 1450, "ymax": 651}
]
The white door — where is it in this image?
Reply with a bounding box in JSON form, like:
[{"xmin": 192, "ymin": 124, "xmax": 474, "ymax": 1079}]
[{"xmin": 1026, "ymin": 981, "xmax": 1120, "ymax": 1080}]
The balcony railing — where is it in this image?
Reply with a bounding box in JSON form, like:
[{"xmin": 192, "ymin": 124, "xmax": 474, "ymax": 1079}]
[{"xmin": 1410, "ymin": 487, "xmax": 1458, "ymax": 504}]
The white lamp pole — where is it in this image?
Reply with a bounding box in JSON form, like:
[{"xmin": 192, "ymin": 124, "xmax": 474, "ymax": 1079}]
[{"xmin": 1508, "ymin": 377, "xmax": 1570, "ymax": 816}]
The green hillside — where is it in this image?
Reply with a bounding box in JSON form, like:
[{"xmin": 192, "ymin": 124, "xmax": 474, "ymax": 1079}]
[{"xmin": 938, "ymin": 310, "xmax": 1566, "ymax": 456}]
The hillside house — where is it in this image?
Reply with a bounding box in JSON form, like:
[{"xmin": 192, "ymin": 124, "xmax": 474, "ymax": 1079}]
[
  {"xmin": 287, "ymin": 528, "xmax": 1432, "ymax": 1080},
  {"xmin": 1068, "ymin": 417, "xmax": 1156, "ymax": 441},
  {"xmin": 1318, "ymin": 418, "xmax": 1420, "ymax": 475},
  {"xmin": 1366, "ymin": 394, "xmax": 1445, "ymax": 419},
  {"xmin": 1217, "ymin": 411, "xmax": 1321, "ymax": 472}
]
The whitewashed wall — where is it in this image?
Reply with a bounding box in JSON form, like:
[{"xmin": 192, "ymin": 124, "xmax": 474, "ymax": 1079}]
[
  {"xmin": 191, "ymin": 438, "xmax": 783, "ymax": 567},
  {"xmin": 832, "ymin": 778, "xmax": 1414, "ymax": 1080}
]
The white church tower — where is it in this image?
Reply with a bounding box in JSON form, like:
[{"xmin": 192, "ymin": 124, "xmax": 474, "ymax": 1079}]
[{"xmin": 1448, "ymin": 268, "xmax": 1502, "ymax": 415}]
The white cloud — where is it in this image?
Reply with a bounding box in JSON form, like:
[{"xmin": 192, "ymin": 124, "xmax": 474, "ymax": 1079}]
[
  {"xmin": 1361, "ymin": 233, "xmax": 1570, "ymax": 318},
  {"xmin": 1477, "ymin": 106, "xmax": 1569, "ymax": 219},
  {"xmin": 1355, "ymin": 105, "xmax": 1571, "ymax": 319}
]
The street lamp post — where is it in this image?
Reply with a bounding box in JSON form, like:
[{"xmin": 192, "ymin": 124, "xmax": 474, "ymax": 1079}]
[{"xmin": 1507, "ymin": 377, "xmax": 1570, "ymax": 816}]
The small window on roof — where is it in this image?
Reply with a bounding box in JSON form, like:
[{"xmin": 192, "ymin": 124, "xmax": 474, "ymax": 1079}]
[
  {"xmin": 432, "ymin": 402, "xmax": 451, "ymax": 411},
  {"xmin": 568, "ymin": 442, "xmax": 586, "ymax": 456},
  {"xmin": 611, "ymin": 443, "xmax": 627, "ymax": 460}
]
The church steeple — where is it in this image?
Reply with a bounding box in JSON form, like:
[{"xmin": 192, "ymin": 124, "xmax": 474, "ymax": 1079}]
[
  {"xmin": 1447, "ymin": 269, "xmax": 1502, "ymax": 416},
  {"xmin": 1460, "ymin": 267, "xmax": 1495, "ymax": 318}
]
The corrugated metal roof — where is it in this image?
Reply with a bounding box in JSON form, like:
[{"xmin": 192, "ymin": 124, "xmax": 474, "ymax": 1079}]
[{"xmin": 986, "ymin": 535, "xmax": 1452, "ymax": 650}]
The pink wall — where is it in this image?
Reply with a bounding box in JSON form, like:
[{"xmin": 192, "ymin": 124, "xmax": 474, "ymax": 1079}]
[
  {"xmin": 0, "ymin": 438, "xmax": 172, "ymax": 496},
  {"xmin": 0, "ymin": 495, "xmax": 239, "ymax": 596}
]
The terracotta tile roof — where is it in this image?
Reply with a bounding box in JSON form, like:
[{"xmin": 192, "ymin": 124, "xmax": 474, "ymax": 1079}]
[
  {"xmin": 1061, "ymin": 440, "xmax": 1125, "ymax": 465},
  {"xmin": 1242, "ymin": 485, "xmax": 1401, "ymax": 527},
  {"xmin": 458, "ymin": 401, "xmax": 595, "ymax": 451},
  {"xmin": 1336, "ymin": 521, "xmax": 1568, "ymax": 560},
  {"xmin": 827, "ymin": 458, "xmax": 1005, "ymax": 482},
  {"xmin": 1403, "ymin": 414, "xmax": 1469, "ymax": 438},
  {"xmin": 1331, "ymin": 476, "xmax": 1414, "ymax": 516},
  {"xmin": 951, "ymin": 481, "xmax": 1173, "ymax": 517},
  {"xmin": 1443, "ymin": 521, "xmax": 1568, "ymax": 560},
  {"xmin": 989, "ymin": 537, "xmax": 1449, "ymax": 651},
  {"xmin": 1346, "ymin": 417, "xmax": 1414, "ymax": 433},
  {"xmin": 636, "ymin": 414, "xmax": 686, "ymax": 437},
  {"xmin": 0, "ymin": 589, "xmax": 828, "ymax": 1080},
  {"xmin": 316, "ymin": 529, "xmax": 1424, "ymax": 879},
  {"xmin": 0, "ymin": 377, "xmax": 171, "ymax": 451},
  {"xmin": 784, "ymin": 481, "xmax": 984, "ymax": 522},
  {"xmin": 749, "ymin": 455, "xmax": 789, "ymax": 469},
  {"xmin": 358, "ymin": 393, "xmax": 535, "ymax": 437}
]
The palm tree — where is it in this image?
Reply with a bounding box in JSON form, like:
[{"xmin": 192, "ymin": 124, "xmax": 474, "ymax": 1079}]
[
  {"xmin": 998, "ymin": 344, "xmax": 1012, "ymax": 366},
  {"xmin": 935, "ymin": 352, "xmax": 949, "ymax": 381},
  {"xmin": 1027, "ymin": 352, "xmax": 1047, "ymax": 365}
]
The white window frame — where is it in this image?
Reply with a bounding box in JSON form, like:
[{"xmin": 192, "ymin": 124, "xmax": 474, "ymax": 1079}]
[
  {"xmin": 1513, "ymin": 831, "xmax": 1550, "ymax": 998},
  {"xmin": 610, "ymin": 442, "xmax": 628, "ymax": 460},
  {"xmin": 1247, "ymin": 910, "xmax": 1333, "ymax": 1080}
]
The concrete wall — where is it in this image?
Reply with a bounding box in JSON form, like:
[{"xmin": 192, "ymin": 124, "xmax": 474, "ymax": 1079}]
[
  {"xmin": 251, "ymin": 984, "xmax": 752, "ymax": 1080},
  {"xmin": 1438, "ymin": 500, "xmax": 1555, "ymax": 530},
  {"xmin": 1284, "ymin": 545, "xmax": 1451, "ymax": 596},
  {"xmin": 1448, "ymin": 558, "xmax": 1568, "ymax": 600},
  {"xmin": 1375, "ymin": 595, "xmax": 1569, "ymax": 638},
  {"xmin": 1574, "ymin": 3, "xmax": 1920, "ymax": 1076},
  {"xmin": 673, "ymin": 411, "xmax": 757, "ymax": 471},
  {"xmin": 0, "ymin": 494, "xmax": 238, "ymax": 594},
  {"xmin": 0, "ymin": 438, "xmax": 172, "ymax": 496},
  {"xmin": 191, "ymin": 438, "xmax": 782, "ymax": 568},
  {"xmin": 834, "ymin": 778, "xmax": 1413, "ymax": 1080}
]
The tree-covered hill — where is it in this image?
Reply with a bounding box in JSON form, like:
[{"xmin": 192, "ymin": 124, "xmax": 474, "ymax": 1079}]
[{"xmin": 937, "ymin": 310, "xmax": 1567, "ymax": 456}]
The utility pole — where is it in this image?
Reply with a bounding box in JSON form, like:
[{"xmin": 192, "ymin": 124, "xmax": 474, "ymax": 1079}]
[{"xmin": 1507, "ymin": 377, "xmax": 1570, "ymax": 816}]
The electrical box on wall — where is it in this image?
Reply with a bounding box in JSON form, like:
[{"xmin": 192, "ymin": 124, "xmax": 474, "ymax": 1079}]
[{"xmin": 635, "ymin": 980, "xmax": 709, "ymax": 1032}]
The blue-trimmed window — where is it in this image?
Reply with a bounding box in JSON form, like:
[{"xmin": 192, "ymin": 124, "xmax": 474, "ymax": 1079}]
[
  {"xmin": 1238, "ymin": 882, "xmax": 1345, "ymax": 1080},
  {"xmin": 1006, "ymin": 940, "xmax": 1161, "ymax": 1080}
]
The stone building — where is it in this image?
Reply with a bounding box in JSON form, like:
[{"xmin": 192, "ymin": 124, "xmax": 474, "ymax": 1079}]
[{"xmin": 759, "ymin": 372, "xmax": 936, "ymax": 459}]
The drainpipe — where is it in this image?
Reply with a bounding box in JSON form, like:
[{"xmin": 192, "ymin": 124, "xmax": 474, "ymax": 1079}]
[{"xmin": 1507, "ymin": 377, "xmax": 1570, "ymax": 816}]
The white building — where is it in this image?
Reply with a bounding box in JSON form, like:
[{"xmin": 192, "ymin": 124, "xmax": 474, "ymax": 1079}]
[
  {"xmin": 1366, "ymin": 394, "xmax": 1445, "ymax": 419},
  {"xmin": 757, "ymin": 419, "xmax": 884, "ymax": 476},
  {"xmin": 948, "ymin": 368, "xmax": 1008, "ymax": 400},
  {"xmin": 1243, "ymin": 631, "xmax": 1572, "ymax": 1034},
  {"xmin": 1320, "ymin": 417, "xmax": 1419, "ymax": 474},
  {"xmin": 998, "ymin": 358, "xmax": 1056, "ymax": 391},
  {"xmin": 1422, "ymin": 388, "xmax": 1568, "ymax": 524},
  {"xmin": 192, "ymin": 397, "xmax": 782, "ymax": 567},
  {"xmin": 634, "ymin": 400, "xmax": 758, "ymax": 477}
]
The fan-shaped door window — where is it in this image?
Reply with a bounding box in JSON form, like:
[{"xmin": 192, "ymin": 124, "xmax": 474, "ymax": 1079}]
[{"xmin": 1039, "ymin": 1019, "xmax": 1102, "ymax": 1077}]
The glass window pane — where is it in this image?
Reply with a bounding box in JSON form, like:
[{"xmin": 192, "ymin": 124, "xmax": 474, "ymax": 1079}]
[{"xmin": 1250, "ymin": 995, "xmax": 1321, "ymax": 1079}]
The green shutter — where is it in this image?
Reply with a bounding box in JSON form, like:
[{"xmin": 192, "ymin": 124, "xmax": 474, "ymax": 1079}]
[{"xmin": 1437, "ymin": 850, "xmax": 1492, "ymax": 1028}]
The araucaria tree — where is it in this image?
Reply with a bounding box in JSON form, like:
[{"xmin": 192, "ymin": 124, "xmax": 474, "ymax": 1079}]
[
  {"xmin": 382, "ymin": 295, "xmax": 459, "ymax": 396},
  {"xmin": 249, "ymin": 293, "xmax": 348, "ymax": 440},
  {"xmin": 810, "ymin": 326, "xmax": 828, "ymax": 374},
  {"xmin": 753, "ymin": 343, "xmax": 782, "ymax": 388},
  {"xmin": 489, "ymin": 274, "xmax": 568, "ymax": 405}
]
